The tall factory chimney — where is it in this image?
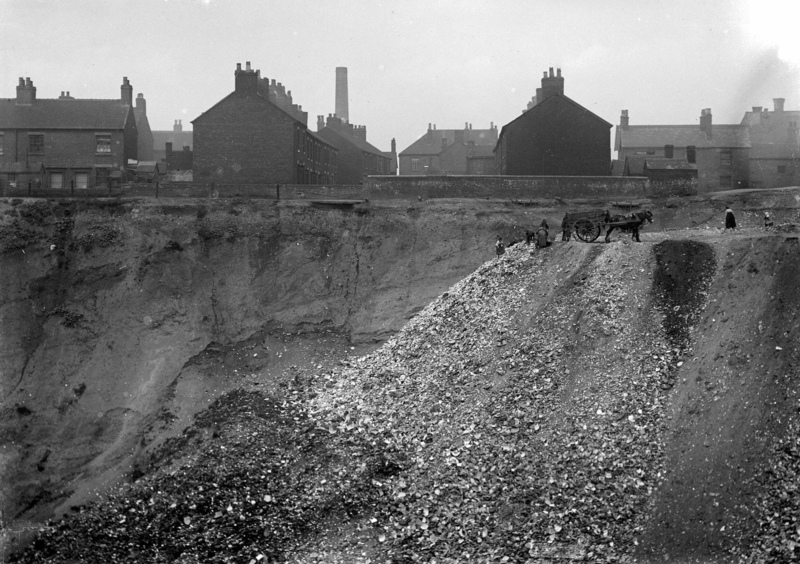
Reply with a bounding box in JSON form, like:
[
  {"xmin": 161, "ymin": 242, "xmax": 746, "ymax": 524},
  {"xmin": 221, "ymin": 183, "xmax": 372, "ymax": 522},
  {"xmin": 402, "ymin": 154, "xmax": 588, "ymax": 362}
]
[{"xmin": 335, "ymin": 67, "xmax": 349, "ymax": 123}]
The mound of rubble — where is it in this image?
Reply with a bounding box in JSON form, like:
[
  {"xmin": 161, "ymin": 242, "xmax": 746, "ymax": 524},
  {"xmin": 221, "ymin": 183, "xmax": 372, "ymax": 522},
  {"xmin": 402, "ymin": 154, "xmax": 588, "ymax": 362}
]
[{"xmin": 9, "ymin": 235, "xmax": 800, "ymax": 563}]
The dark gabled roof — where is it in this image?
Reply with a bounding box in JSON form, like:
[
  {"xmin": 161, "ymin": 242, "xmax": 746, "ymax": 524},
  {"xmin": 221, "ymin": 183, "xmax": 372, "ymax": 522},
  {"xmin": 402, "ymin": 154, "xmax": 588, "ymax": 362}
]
[
  {"xmin": 400, "ymin": 127, "xmax": 497, "ymax": 156},
  {"xmin": 610, "ymin": 159, "xmax": 624, "ymax": 176},
  {"xmin": 643, "ymin": 158, "xmax": 697, "ymax": 171},
  {"xmin": 152, "ymin": 130, "xmax": 194, "ymax": 150},
  {"xmin": 317, "ymin": 127, "xmax": 385, "ymax": 157},
  {"xmin": 306, "ymin": 129, "xmax": 339, "ymax": 151},
  {"xmin": 615, "ymin": 124, "xmax": 751, "ymax": 151},
  {"xmin": 0, "ymin": 99, "xmax": 132, "ymax": 129},
  {"xmin": 497, "ymin": 93, "xmax": 613, "ymax": 145},
  {"xmin": 192, "ymin": 90, "xmax": 308, "ymax": 128}
]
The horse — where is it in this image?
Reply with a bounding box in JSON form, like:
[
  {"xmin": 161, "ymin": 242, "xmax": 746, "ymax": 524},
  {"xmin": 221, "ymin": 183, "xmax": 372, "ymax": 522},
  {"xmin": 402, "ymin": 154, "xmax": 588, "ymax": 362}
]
[{"xmin": 604, "ymin": 210, "xmax": 653, "ymax": 243}]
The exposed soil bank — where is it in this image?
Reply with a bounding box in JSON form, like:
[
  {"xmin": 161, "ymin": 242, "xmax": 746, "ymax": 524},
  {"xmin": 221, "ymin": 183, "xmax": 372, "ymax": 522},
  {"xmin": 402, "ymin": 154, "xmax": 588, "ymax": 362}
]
[{"xmin": 2, "ymin": 189, "xmax": 800, "ymax": 561}]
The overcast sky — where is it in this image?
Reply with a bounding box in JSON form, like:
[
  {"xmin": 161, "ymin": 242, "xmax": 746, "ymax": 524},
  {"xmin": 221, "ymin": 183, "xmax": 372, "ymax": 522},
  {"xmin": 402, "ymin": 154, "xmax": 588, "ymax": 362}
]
[{"xmin": 1, "ymin": 0, "xmax": 798, "ymax": 156}]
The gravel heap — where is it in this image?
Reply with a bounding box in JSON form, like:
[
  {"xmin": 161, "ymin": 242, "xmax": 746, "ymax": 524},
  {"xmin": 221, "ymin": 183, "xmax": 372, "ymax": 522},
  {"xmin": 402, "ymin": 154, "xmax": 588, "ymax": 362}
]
[{"xmin": 311, "ymin": 242, "xmax": 683, "ymax": 563}]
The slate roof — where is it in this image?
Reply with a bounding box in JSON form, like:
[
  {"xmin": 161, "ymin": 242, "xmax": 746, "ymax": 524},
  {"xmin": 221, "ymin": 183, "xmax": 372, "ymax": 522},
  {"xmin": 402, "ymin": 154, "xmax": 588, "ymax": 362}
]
[
  {"xmin": 497, "ymin": 94, "xmax": 613, "ymax": 146},
  {"xmin": 0, "ymin": 98, "xmax": 132, "ymax": 129},
  {"xmin": 317, "ymin": 127, "xmax": 386, "ymax": 157},
  {"xmin": 615, "ymin": 124, "xmax": 751, "ymax": 151},
  {"xmin": 400, "ymin": 128, "xmax": 497, "ymax": 156}
]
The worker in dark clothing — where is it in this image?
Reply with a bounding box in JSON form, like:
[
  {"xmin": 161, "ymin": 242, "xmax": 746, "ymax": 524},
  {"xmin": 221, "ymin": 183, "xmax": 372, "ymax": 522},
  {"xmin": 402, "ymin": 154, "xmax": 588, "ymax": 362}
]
[
  {"xmin": 495, "ymin": 236, "xmax": 505, "ymax": 257},
  {"xmin": 725, "ymin": 207, "xmax": 737, "ymax": 230},
  {"xmin": 764, "ymin": 212, "xmax": 773, "ymax": 228},
  {"xmin": 535, "ymin": 220, "xmax": 551, "ymax": 249},
  {"xmin": 561, "ymin": 214, "xmax": 571, "ymax": 241}
]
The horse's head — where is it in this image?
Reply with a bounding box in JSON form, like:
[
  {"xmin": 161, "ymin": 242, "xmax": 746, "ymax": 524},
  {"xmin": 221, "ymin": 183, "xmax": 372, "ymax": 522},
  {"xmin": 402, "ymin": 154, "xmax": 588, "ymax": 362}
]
[{"xmin": 643, "ymin": 210, "xmax": 653, "ymax": 223}]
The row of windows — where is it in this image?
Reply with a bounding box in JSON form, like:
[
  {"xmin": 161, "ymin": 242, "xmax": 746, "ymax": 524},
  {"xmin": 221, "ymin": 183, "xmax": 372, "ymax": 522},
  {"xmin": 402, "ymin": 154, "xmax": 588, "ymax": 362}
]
[
  {"xmin": 295, "ymin": 127, "xmax": 336, "ymax": 167},
  {"xmin": 4, "ymin": 170, "xmax": 109, "ymax": 189},
  {"xmin": 0, "ymin": 133, "xmax": 112, "ymax": 155}
]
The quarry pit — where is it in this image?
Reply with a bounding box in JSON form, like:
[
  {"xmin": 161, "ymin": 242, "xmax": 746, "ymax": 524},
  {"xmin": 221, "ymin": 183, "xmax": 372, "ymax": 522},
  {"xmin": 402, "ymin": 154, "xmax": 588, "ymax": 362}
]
[{"xmin": 1, "ymin": 190, "xmax": 799, "ymax": 563}]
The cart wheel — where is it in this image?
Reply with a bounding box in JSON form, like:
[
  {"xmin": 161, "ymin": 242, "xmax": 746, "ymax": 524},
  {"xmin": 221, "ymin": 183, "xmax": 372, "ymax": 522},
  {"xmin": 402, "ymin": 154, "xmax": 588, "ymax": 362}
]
[{"xmin": 574, "ymin": 218, "xmax": 601, "ymax": 242}]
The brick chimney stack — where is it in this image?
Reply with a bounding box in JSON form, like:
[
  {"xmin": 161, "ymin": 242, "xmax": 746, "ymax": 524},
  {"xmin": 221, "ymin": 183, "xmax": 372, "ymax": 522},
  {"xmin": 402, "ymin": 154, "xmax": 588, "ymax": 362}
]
[
  {"xmin": 335, "ymin": 67, "xmax": 349, "ymax": 123},
  {"xmin": 234, "ymin": 61, "xmax": 258, "ymax": 95},
  {"xmin": 136, "ymin": 93, "xmax": 146, "ymax": 114},
  {"xmin": 121, "ymin": 77, "xmax": 133, "ymax": 106},
  {"xmin": 700, "ymin": 108, "xmax": 713, "ymax": 139},
  {"xmin": 317, "ymin": 115, "xmax": 325, "ymax": 131},
  {"xmin": 16, "ymin": 77, "xmax": 36, "ymax": 106},
  {"xmin": 174, "ymin": 119, "xmax": 183, "ymax": 132},
  {"xmin": 620, "ymin": 110, "xmax": 629, "ymax": 130},
  {"xmin": 773, "ymin": 98, "xmax": 785, "ymax": 113},
  {"xmin": 540, "ymin": 67, "xmax": 564, "ymax": 101},
  {"xmin": 391, "ymin": 138, "xmax": 396, "ymax": 153}
]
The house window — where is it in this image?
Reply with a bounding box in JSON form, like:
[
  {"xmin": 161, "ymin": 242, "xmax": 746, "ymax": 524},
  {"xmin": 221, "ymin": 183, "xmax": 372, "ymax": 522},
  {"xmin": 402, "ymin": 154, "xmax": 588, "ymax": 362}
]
[
  {"xmin": 8, "ymin": 173, "xmax": 17, "ymax": 187},
  {"xmin": 50, "ymin": 172, "xmax": 64, "ymax": 189},
  {"xmin": 687, "ymin": 145, "xmax": 696, "ymax": 164},
  {"xmin": 29, "ymin": 134, "xmax": 44, "ymax": 154},
  {"xmin": 411, "ymin": 157, "xmax": 419, "ymax": 171},
  {"xmin": 719, "ymin": 174, "xmax": 732, "ymax": 188},
  {"xmin": 96, "ymin": 167, "xmax": 111, "ymax": 186},
  {"xmin": 75, "ymin": 172, "xmax": 88, "ymax": 189},
  {"xmin": 720, "ymin": 150, "xmax": 732, "ymax": 167},
  {"xmin": 96, "ymin": 135, "xmax": 111, "ymax": 154},
  {"xmin": 778, "ymin": 165, "xmax": 787, "ymax": 174}
]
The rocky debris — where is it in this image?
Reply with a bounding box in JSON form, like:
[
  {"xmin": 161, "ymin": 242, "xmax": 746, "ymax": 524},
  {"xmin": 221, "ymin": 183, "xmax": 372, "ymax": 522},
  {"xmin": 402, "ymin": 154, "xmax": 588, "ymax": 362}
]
[{"xmin": 309, "ymin": 242, "xmax": 685, "ymax": 562}]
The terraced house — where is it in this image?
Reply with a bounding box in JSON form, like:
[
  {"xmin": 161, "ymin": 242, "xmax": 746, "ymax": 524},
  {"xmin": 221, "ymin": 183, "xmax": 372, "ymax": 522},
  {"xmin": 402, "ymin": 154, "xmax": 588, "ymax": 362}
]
[
  {"xmin": 0, "ymin": 77, "xmax": 139, "ymax": 191},
  {"xmin": 193, "ymin": 62, "xmax": 337, "ymax": 185}
]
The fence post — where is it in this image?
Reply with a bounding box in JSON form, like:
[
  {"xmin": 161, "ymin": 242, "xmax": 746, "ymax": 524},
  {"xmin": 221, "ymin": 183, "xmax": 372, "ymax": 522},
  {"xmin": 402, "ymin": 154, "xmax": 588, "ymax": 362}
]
[
  {"xmin": 276, "ymin": 184, "xmax": 280, "ymax": 200},
  {"xmin": 156, "ymin": 179, "xmax": 159, "ymax": 199},
  {"xmin": 71, "ymin": 180, "xmax": 74, "ymax": 197},
  {"xmin": 28, "ymin": 180, "xmax": 32, "ymax": 196}
]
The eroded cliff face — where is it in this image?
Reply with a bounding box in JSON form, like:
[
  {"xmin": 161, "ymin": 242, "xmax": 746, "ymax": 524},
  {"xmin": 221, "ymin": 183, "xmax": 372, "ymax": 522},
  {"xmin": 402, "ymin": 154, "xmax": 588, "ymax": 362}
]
[{"xmin": 0, "ymin": 198, "xmax": 542, "ymax": 531}]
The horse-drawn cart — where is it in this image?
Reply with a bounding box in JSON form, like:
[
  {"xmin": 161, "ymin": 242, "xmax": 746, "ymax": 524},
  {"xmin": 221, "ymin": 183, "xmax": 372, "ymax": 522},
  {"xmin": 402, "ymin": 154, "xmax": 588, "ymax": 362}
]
[{"xmin": 563, "ymin": 209, "xmax": 608, "ymax": 242}]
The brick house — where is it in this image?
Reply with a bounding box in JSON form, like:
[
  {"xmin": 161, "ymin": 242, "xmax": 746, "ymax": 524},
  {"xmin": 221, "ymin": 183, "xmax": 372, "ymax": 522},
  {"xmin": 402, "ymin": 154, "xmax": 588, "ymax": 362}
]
[
  {"xmin": 740, "ymin": 98, "xmax": 799, "ymax": 188},
  {"xmin": 495, "ymin": 69, "xmax": 612, "ymax": 176},
  {"xmin": 615, "ymin": 108, "xmax": 751, "ymax": 192},
  {"xmin": 399, "ymin": 123, "xmax": 498, "ymax": 175},
  {"xmin": 192, "ymin": 62, "xmax": 337, "ymax": 185},
  {"xmin": 0, "ymin": 77, "xmax": 139, "ymax": 191},
  {"xmin": 315, "ymin": 115, "xmax": 391, "ymax": 184}
]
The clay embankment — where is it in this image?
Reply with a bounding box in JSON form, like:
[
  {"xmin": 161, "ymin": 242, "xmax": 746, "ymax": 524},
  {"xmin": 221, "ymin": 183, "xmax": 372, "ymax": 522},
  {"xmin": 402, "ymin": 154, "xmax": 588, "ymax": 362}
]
[{"xmin": 2, "ymin": 189, "xmax": 800, "ymax": 562}]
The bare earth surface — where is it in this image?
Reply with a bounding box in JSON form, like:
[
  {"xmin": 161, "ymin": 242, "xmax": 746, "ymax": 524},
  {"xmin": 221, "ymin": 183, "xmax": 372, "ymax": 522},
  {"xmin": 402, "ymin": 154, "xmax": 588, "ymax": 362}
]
[{"xmin": 1, "ymin": 190, "xmax": 799, "ymax": 562}]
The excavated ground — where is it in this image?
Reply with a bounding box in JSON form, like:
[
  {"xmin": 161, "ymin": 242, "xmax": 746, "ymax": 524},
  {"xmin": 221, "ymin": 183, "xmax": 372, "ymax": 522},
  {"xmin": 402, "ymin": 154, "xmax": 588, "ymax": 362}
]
[{"xmin": 1, "ymin": 189, "xmax": 800, "ymax": 562}]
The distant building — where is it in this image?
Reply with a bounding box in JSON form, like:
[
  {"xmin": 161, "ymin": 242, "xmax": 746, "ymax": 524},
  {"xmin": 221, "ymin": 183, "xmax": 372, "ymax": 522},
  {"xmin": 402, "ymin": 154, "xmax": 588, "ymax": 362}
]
[
  {"xmin": 615, "ymin": 108, "xmax": 751, "ymax": 192},
  {"xmin": 0, "ymin": 76, "xmax": 139, "ymax": 190},
  {"xmin": 495, "ymin": 68, "xmax": 611, "ymax": 176},
  {"xmin": 153, "ymin": 120, "xmax": 192, "ymax": 163},
  {"xmin": 165, "ymin": 142, "xmax": 193, "ymax": 171},
  {"xmin": 399, "ymin": 123, "xmax": 498, "ymax": 175},
  {"xmin": 316, "ymin": 115, "xmax": 391, "ymax": 183},
  {"xmin": 133, "ymin": 93, "xmax": 154, "ymax": 161},
  {"xmin": 740, "ymin": 98, "xmax": 799, "ymax": 189},
  {"xmin": 192, "ymin": 62, "xmax": 337, "ymax": 185}
]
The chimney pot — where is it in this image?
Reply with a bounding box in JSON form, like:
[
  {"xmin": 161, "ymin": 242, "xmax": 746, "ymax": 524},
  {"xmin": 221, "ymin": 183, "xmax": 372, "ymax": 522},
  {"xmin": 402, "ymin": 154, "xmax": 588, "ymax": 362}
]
[
  {"xmin": 752, "ymin": 106, "xmax": 762, "ymax": 114},
  {"xmin": 549, "ymin": 67, "xmax": 554, "ymax": 77},
  {"xmin": 773, "ymin": 98, "xmax": 785, "ymax": 112},
  {"xmin": 60, "ymin": 91, "xmax": 64, "ymax": 97},
  {"xmin": 236, "ymin": 63, "xmax": 242, "ymax": 71},
  {"xmin": 18, "ymin": 77, "xmax": 24, "ymax": 86},
  {"xmin": 246, "ymin": 61, "xmax": 251, "ymax": 71},
  {"xmin": 557, "ymin": 68, "xmax": 561, "ymax": 77}
]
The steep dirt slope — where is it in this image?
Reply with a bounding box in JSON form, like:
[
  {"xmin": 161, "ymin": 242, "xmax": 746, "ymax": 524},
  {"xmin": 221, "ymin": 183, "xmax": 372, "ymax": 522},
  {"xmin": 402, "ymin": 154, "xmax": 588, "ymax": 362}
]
[
  {"xmin": 9, "ymin": 224, "xmax": 799, "ymax": 563},
  {"xmin": 0, "ymin": 197, "xmax": 562, "ymax": 548}
]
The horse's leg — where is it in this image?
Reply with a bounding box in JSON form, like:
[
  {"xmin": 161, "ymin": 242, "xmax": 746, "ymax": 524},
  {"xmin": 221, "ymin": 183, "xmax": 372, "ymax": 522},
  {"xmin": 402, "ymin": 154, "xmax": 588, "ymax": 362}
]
[
  {"xmin": 605, "ymin": 226, "xmax": 613, "ymax": 242},
  {"xmin": 633, "ymin": 226, "xmax": 640, "ymax": 242}
]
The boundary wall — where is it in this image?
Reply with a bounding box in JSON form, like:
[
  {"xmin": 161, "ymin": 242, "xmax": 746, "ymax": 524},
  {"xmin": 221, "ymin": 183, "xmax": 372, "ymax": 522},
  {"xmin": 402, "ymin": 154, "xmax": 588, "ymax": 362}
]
[
  {"xmin": 1, "ymin": 176, "xmax": 661, "ymax": 201},
  {"xmin": 364, "ymin": 175, "xmax": 649, "ymax": 200}
]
